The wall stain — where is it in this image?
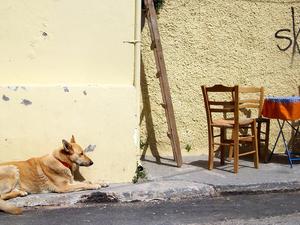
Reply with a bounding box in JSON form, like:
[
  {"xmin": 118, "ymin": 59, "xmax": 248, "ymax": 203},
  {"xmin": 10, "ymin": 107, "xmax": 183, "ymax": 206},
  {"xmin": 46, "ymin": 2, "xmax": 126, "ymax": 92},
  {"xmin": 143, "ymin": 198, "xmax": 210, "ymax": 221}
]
[
  {"xmin": 2, "ymin": 95, "xmax": 10, "ymax": 101},
  {"xmin": 84, "ymin": 144, "xmax": 96, "ymax": 152},
  {"xmin": 21, "ymin": 99, "xmax": 32, "ymax": 106},
  {"xmin": 63, "ymin": 87, "xmax": 69, "ymax": 92},
  {"xmin": 83, "ymin": 90, "xmax": 87, "ymax": 95}
]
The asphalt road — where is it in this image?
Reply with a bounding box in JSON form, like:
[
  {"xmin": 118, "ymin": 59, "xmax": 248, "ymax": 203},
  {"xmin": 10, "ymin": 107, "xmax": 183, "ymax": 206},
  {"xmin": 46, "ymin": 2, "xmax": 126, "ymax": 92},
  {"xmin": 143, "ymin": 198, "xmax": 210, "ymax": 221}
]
[{"xmin": 1, "ymin": 192, "xmax": 300, "ymax": 225}]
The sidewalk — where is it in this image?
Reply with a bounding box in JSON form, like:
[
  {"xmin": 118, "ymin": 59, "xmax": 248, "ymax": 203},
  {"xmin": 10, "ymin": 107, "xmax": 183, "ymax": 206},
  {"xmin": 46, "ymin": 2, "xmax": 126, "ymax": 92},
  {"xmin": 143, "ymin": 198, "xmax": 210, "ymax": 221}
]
[{"xmin": 8, "ymin": 154, "xmax": 300, "ymax": 209}]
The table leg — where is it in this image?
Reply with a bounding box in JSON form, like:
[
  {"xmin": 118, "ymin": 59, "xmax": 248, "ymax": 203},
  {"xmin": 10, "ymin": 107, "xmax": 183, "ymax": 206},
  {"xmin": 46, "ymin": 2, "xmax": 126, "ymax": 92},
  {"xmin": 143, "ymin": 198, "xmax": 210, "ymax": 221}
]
[
  {"xmin": 287, "ymin": 120, "xmax": 300, "ymax": 151},
  {"xmin": 278, "ymin": 120, "xmax": 293, "ymax": 168},
  {"xmin": 268, "ymin": 120, "xmax": 284, "ymax": 161}
]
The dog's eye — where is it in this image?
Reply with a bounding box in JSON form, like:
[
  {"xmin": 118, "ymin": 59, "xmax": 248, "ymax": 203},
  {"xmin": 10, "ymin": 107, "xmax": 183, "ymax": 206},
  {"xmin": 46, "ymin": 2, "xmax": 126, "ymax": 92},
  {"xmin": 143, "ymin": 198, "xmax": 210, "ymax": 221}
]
[{"xmin": 80, "ymin": 152, "xmax": 84, "ymax": 155}]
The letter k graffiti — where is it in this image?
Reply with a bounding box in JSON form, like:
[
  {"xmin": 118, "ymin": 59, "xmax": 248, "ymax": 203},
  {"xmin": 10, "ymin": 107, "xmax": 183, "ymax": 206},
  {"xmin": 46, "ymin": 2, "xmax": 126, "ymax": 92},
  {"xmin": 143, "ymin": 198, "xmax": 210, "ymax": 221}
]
[{"xmin": 291, "ymin": 7, "xmax": 300, "ymax": 65}]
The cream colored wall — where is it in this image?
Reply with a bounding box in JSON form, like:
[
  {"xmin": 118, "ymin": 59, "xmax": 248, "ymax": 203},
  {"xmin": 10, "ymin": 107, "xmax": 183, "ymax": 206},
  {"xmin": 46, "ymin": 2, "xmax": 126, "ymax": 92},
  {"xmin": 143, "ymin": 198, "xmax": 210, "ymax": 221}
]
[
  {"xmin": 141, "ymin": 0, "xmax": 300, "ymax": 156},
  {"xmin": 0, "ymin": 86, "xmax": 138, "ymax": 183},
  {"xmin": 0, "ymin": 0, "xmax": 140, "ymax": 183},
  {"xmin": 0, "ymin": 0, "xmax": 135, "ymax": 84}
]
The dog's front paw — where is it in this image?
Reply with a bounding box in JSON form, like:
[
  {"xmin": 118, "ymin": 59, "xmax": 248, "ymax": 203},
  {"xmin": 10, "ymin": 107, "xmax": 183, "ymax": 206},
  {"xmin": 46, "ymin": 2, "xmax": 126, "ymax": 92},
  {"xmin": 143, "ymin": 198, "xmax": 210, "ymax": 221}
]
[
  {"xmin": 19, "ymin": 190, "xmax": 28, "ymax": 197},
  {"xmin": 92, "ymin": 182, "xmax": 109, "ymax": 189},
  {"xmin": 95, "ymin": 180, "xmax": 109, "ymax": 188},
  {"xmin": 83, "ymin": 180, "xmax": 92, "ymax": 184},
  {"xmin": 100, "ymin": 182, "xmax": 109, "ymax": 188},
  {"xmin": 90, "ymin": 183, "xmax": 102, "ymax": 190}
]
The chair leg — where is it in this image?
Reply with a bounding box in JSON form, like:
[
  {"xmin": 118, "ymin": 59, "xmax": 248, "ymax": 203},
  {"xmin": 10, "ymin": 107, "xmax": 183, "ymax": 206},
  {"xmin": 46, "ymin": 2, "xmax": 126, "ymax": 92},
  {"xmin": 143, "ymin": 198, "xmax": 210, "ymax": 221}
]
[
  {"xmin": 228, "ymin": 130, "xmax": 233, "ymax": 161},
  {"xmin": 257, "ymin": 121, "xmax": 262, "ymax": 158},
  {"xmin": 233, "ymin": 144, "xmax": 239, "ymax": 173},
  {"xmin": 233, "ymin": 128, "xmax": 239, "ymax": 173},
  {"xmin": 208, "ymin": 127, "xmax": 214, "ymax": 170},
  {"xmin": 263, "ymin": 119, "xmax": 270, "ymax": 162},
  {"xmin": 220, "ymin": 128, "xmax": 226, "ymax": 165},
  {"xmin": 252, "ymin": 121, "xmax": 259, "ymax": 169}
]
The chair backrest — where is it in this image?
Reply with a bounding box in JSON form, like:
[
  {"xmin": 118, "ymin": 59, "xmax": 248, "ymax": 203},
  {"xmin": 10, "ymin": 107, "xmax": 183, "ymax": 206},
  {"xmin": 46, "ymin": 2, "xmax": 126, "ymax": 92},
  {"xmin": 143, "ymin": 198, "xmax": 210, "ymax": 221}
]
[
  {"xmin": 201, "ymin": 85, "xmax": 239, "ymax": 127},
  {"xmin": 239, "ymin": 86, "xmax": 264, "ymax": 118}
]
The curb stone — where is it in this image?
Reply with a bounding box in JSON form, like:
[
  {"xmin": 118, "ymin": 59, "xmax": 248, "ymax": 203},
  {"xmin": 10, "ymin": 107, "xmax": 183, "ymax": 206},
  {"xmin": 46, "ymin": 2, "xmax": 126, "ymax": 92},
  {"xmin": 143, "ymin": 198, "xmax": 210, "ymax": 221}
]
[
  {"xmin": 108, "ymin": 181, "xmax": 217, "ymax": 202},
  {"xmin": 7, "ymin": 180, "xmax": 300, "ymax": 208},
  {"xmin": 215, "ymin": 181, "xmax": 300, "ymax": 195},
  {"xmin": 8, "ymin": 181, "xmax": 216, "ymax": 208}
]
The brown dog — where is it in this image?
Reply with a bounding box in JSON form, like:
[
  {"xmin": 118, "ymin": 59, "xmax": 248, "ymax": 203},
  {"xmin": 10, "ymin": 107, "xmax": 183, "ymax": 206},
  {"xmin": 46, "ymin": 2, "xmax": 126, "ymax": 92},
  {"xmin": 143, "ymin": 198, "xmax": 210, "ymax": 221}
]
[{"xmin": 0, "ymin": 135, "xmax": 106, "ymax": 215}]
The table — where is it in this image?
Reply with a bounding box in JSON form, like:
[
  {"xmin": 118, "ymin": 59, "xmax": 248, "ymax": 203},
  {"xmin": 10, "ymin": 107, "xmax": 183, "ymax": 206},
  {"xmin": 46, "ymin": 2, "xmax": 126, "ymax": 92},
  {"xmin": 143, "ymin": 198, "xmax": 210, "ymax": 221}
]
[{"xmin": 262, "ymin": 96, "xmax": 300, "ymax": 167}]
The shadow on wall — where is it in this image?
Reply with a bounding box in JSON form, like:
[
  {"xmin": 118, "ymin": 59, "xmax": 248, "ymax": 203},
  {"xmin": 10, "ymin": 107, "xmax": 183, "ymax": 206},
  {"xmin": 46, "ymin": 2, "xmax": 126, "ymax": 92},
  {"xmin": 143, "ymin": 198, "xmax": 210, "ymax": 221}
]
[
  {"xmin": 140, "ymin": 60, "xmax": 179, "ymax": 168},
  {"xmin": 74, "ymin": 167, "xmax": 85, "ymax": 182},
  {"xmin": 140, "ymin": 10, "xmax": 162, "ymax": 164},
  {"xmin": 140, "ymin": 58, "xmax": 161, "ymax": 164}
]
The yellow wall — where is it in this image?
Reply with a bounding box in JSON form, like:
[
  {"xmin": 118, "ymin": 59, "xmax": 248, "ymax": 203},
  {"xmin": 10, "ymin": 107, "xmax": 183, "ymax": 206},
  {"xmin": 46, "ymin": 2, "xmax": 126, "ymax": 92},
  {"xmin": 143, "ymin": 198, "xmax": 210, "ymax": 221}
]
[
  {"xmin": 0, "ymin": 86, "xmax": 138, "ymax": 183},
  {"xmin": 0, "ymin": 0, "xmax": 135, "ymax": 84},
  {"xmin": 0, "ymin": 0, "xmax": 140, "ymax": 183},
  {"xmin": 141, "ymin": 0, "xmax": 300, "ymax": 155}
]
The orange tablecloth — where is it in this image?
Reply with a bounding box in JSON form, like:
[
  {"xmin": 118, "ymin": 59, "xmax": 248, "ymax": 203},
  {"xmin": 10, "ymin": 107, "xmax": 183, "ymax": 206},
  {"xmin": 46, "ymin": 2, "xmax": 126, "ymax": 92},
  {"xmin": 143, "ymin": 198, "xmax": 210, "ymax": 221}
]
[{"xmin": 262, "ymin": 96, "xmax": 300, "ymax": 120}]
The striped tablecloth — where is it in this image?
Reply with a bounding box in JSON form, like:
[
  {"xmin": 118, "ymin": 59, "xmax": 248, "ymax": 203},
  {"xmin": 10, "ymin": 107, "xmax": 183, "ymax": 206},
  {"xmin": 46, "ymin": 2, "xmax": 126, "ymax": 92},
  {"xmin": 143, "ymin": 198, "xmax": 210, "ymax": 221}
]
[{"xmin": 262, "ymin": 96, "xmax": 300, "ymax": 120}]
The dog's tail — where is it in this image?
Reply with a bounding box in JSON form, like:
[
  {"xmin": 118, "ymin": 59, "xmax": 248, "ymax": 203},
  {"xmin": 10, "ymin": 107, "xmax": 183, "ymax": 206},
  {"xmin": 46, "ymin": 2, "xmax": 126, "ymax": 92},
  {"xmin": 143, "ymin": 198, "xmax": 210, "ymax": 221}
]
[{"xmin": 0, "ymin": 199, "xmax": 22, "ymax": 215}]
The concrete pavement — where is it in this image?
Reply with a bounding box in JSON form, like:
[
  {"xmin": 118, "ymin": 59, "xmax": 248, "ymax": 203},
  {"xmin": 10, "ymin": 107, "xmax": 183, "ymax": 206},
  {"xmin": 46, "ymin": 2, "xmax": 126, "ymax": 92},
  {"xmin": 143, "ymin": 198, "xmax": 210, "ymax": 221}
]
[{"xmin": 7, "ymin": 154, "xmax": 300, "ymax": 209}]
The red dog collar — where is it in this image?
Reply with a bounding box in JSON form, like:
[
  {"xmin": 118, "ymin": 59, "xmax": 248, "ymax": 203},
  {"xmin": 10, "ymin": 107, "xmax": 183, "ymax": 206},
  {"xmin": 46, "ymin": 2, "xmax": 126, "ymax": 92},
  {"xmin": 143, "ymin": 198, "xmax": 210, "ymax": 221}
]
[{"xmin": 57, "ymin": 158, "xmax": 72, "ymax": 170}]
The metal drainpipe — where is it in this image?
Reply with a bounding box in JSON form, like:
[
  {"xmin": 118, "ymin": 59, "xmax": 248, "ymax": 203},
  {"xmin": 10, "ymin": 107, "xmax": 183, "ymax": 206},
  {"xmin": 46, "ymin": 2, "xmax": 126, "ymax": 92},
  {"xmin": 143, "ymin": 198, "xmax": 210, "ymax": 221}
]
[{"xmin": 134, "ymin": 0, "xmax": 141, "ymax": 157}]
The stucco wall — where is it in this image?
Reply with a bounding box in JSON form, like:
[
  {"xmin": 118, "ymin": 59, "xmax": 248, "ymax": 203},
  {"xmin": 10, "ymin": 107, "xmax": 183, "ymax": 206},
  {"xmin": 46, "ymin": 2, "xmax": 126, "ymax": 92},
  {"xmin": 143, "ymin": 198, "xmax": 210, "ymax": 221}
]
[
  {"xmin": 0, "ymin": 0, "xmax": 140, "ymax": 183},
  {"xmin": 141, "ymin": 0, "xmax": 300, "ymax": 156}
]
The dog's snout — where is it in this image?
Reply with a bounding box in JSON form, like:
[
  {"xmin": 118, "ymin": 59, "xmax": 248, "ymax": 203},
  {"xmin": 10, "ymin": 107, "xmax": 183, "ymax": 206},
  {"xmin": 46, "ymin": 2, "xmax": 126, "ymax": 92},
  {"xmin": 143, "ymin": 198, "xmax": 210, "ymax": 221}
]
[{"xmin": 89, "ymin": 161, "xmax": 93, "ymax": 166}]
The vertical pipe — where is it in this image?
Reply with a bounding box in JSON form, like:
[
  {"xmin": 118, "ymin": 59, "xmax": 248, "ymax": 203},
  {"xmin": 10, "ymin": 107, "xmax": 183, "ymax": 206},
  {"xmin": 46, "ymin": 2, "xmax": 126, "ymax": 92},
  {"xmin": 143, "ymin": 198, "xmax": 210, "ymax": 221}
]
[{"xmin": 134, "ymin": 0, "xmax": 141, "ymax": 159}]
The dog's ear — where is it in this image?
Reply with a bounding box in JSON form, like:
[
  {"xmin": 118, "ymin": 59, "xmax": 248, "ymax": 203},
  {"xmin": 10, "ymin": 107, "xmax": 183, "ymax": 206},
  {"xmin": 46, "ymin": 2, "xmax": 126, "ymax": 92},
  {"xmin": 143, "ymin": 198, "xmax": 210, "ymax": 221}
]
[
  {"xmin": 70, "ymin": 135, "xmax": 76, "ymax": 143},
  {"xmin": 62, "ymin": 139, "xmax": 73, "ymax": 154}
]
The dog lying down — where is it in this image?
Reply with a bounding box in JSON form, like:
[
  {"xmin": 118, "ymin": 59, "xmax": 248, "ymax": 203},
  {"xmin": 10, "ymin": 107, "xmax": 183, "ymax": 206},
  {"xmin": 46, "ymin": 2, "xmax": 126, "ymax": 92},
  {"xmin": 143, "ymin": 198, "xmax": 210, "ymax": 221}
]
[{"xmin": 0, "ymin": 135, "xmax": 108, "ymax": 215}]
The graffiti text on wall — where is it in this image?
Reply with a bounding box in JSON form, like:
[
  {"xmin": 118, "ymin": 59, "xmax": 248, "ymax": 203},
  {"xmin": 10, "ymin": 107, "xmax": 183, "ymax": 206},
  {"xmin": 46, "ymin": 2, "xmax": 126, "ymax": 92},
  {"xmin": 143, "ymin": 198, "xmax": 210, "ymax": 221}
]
[{"xmin": 275, "ymin": 7, "xmax": 299, "ymax": 65}]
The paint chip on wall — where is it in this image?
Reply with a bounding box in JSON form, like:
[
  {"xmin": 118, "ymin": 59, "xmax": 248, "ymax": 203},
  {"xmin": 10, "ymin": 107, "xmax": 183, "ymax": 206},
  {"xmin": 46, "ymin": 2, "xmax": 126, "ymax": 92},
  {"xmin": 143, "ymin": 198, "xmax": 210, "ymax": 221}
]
[
  {"xmin": 85, "ymin": 144, "xmax": 96, "ymax": 152},
  {"xmin": 21, "ymin": 99, "xmax": 32, "ymax": 106},
  {"xmin": 2, "ymin": 95, "xmax": 9, "ymax": 101},
  {"xmin": 63, "ymin": 87, "xmax": 69, "ymax": 92}
]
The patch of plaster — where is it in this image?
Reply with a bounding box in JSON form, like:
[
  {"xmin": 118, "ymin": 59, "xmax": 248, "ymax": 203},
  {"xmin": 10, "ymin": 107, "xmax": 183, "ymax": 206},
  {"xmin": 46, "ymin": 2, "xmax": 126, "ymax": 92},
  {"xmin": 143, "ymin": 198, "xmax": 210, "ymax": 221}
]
[
  {"xmin": 21, "ymin": 99, "xmax": 32, "ymax": 106},
  {"xmin": 2, "ymin": 95, "xmax": 10, "ymax": 101},
  {"xmin": 7, "ymin": 86, "xmax": 18, "ymax": 91},
  {"xmin": 85, "ymin": 144, "xmax": 96, "ymax": 152}
]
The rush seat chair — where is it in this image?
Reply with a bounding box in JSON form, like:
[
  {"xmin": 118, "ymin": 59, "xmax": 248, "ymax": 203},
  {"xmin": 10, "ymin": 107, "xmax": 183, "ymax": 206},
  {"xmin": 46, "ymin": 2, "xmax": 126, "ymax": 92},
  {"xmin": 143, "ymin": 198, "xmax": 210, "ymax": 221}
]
[
  {"xmin": 201, "ymin": 85, "xmax": 259, "ymax": 173},
  {"xmin": 238, "ymin": 87, "xmax": 270, "ymax": 162}
]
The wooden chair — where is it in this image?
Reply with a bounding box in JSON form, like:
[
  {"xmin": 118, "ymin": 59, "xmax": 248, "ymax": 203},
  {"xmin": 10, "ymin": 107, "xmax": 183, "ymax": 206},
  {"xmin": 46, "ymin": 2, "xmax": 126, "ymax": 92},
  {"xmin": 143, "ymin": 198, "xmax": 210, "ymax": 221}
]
[
  {"xmin": 236, "ymin": 87, "xmax": 270, "ymax": 162},
  {"xmin": 201, "ymin": 85, "xmax": 259, "ymax": 173}
]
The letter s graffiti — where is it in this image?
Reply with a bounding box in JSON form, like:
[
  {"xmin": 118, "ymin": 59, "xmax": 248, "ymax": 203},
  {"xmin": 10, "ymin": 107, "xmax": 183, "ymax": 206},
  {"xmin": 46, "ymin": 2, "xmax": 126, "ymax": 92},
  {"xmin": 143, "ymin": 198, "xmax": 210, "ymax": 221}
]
[{"xmin": 275, "ymin": 29, "xmax": 292, "ymax": 51}]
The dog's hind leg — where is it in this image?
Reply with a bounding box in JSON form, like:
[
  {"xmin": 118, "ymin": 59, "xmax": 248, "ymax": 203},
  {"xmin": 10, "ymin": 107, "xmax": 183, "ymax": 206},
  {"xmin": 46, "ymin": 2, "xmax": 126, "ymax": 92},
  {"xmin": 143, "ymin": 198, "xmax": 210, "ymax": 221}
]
[
  {"xmin": 0, "ymin": 199, "xmax": 22, "ymax": 215},
  {"xmin": 1, "ymin": 189, "xmax": 28, "ymax": 200},
  {"xmin": 0, "ymin": 165, "xmax": 24, "ymax": 214}
]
